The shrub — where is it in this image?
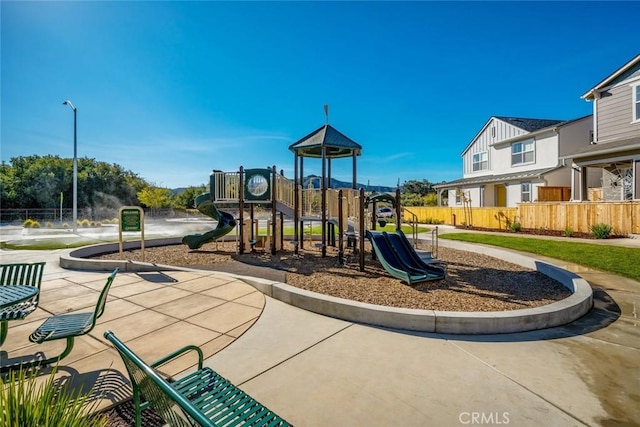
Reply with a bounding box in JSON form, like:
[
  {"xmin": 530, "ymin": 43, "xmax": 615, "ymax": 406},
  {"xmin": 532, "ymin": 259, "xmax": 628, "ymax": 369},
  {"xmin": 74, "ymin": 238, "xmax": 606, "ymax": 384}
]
[
  {"xmin": 563, "ymin": 227, "xmax": 574, "ymax": 238},
  {"xmin": 45, "ymin": 221, "xmax": 54, "ymax": 228},
  {"xmin": 0, "ymin": 366, "xmax": 108, "ymax": 427},
  {"xmin": 591, "ymin": 223, "xmax": 613, "ymax": 239},
  {"xmin": 62, "ymin": 222, "xmax": 70, "ymax": 229},
  {"xmin": 509, "ymin": 222, "xmax": 522, "ymax": 232},
  {"xmin": 22, "ymin": 219, "xmax": 41, "ymax": 228},
  {"xmin": 79, "ymin": 219, "xmax": 91, "ymax": 228}
]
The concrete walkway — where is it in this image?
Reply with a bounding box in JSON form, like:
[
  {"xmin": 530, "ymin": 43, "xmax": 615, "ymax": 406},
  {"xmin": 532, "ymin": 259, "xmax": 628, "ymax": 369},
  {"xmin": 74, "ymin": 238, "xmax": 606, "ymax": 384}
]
[{"xmin": 1, "ymin": 231, "xmax": 639, "ymax": 426}]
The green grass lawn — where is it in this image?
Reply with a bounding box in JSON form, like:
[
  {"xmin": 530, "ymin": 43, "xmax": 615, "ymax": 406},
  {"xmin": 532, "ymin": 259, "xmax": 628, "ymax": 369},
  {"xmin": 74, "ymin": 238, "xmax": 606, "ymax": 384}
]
[
  {"xmin": 1, "ymin": 237, "xmax": 139, "ymax": 250},
  {"xmin": 440, "ymin": 233, "xmax": 640, "ymax": 282}
]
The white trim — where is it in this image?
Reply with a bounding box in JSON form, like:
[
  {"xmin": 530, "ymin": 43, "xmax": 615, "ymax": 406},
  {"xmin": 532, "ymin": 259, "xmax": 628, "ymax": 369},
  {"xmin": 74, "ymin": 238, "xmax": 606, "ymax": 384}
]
[
  {"xmin": 582, "ymin": 54, "xmax": 640, "ymax": 100},
  {"xmin": 511, "ymin": 139, "xmax": 535, "ymax": 166},
  {"xmin": 520, "ymin": 182, "xmax": 532, "ymax": 202},
  {"xmin": 632, "ymin": 82, "xmax": 640, "ymax": 124},
  {"xmin": 573, "ymin": 153, "xmax": 640, "ymax": 167},
  {"xmin": 472, "ymin": 151, "xmax": 489, "ymax": 172},
  {"xmin": 490, "ymin": 126, "xmax": 558, "ymax": 147},
  {"xmin": 593, "ymin": 96, "xmax": 598, "ymax": 142}
]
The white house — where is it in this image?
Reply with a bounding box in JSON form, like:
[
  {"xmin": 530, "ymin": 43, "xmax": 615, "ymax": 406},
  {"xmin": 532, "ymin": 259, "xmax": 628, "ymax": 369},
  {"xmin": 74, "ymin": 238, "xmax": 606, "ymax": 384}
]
[
  {"xmin": 566, "ymin": 54, "xmax": 640, "ymax": 201},
  {"xmin": 435, "ymin": 115, "xmax": 593, "ymax": 207}
]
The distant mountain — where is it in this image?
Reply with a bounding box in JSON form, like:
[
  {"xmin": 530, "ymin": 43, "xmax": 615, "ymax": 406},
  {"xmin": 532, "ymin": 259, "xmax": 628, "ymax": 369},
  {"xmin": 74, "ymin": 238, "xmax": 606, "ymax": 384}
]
[{"xmin": 302, "ymin": 175, "xmax": 396, "ymax": 193}]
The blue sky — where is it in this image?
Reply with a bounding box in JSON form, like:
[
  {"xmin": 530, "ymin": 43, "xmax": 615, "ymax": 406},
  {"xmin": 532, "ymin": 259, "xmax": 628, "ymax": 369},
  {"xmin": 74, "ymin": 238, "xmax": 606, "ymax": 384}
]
[{"xmin": 2, "ymin": 1, "xmax": 638, "ymax": 189}]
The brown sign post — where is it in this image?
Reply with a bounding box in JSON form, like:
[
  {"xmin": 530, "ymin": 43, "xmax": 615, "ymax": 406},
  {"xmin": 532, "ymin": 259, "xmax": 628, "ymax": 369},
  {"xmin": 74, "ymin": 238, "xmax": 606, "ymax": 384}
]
[{"xmin": 118, "ymin": 206, "xmax": 145, "ymax": 261}]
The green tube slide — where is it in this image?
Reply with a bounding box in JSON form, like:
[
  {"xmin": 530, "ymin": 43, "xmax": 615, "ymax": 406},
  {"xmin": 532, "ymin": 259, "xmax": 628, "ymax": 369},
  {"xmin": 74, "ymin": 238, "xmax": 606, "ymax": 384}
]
[{"xmin": 182, "ymin": 193, "xmax": 237, "ymax": 250}]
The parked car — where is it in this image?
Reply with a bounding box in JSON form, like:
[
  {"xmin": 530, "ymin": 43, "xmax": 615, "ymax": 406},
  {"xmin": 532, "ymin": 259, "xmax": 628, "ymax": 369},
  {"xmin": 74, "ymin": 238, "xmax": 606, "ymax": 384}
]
[{"xmin": 376, "ymin": 207, "xmax": 394, "ymax": 218}]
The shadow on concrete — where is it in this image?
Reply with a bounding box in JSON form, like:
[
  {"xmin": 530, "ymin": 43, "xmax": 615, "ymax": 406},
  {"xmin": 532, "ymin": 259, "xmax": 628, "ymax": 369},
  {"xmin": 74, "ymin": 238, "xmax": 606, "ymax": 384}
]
[
  {"xmin": 55, "ymin": 365, "xmax": 132, "ymax": 406},
  {"xmin": 136, "ymin": 272, "xmax": 179, "ymax": 283}
]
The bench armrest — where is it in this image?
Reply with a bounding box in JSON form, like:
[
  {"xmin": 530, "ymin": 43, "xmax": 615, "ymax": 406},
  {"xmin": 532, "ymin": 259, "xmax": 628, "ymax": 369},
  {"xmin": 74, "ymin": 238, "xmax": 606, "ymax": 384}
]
[{"xmin": 150, "ymin": 344, "xmax": 204, "ymax": 371}]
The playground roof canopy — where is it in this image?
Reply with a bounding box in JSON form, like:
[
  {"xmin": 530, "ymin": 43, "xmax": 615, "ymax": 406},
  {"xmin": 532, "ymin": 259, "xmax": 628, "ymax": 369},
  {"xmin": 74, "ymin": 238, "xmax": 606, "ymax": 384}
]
[{"xmin": 289, "ymin": 124, "xmax": 362, "ymax": 158}]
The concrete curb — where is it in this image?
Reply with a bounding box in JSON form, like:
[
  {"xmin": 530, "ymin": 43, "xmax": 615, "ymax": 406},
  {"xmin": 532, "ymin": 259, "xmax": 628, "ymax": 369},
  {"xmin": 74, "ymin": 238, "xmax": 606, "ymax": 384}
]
[
  {"xmin": 59, "ymin": 238, "xmax": 593, "ymax": 334},
  {"xmin": 60, "ymin": 237, "xmax": 187, "ymax": 272}
]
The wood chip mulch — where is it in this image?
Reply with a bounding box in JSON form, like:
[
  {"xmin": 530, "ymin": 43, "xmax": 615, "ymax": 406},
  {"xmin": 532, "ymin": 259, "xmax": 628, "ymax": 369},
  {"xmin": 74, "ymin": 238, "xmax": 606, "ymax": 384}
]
[{"xmin": 91, "ymin": 241, "xmax": 570, "ymax": 312}]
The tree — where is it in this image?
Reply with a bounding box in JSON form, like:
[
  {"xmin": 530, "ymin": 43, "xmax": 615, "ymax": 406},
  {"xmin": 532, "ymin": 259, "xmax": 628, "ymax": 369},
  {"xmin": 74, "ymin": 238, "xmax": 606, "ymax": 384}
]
[
  {"xmin": 137, "ymin": 186, "xmax": 174, "ymax": 215},
  {"xmin": 173, "ymin": 185, "xmax": 207, "ymax": 209},
  {"xmin": 400, "ymin": 192, "xmax": 424, "ymax": 207},
  {"xmin": 402, "ymin": 179, "xmax": 434, "ymax": 196},
  {"xmin": 0, "ymin": 161, "xmax": 16, "ymax": 208},
  {"xmin": 1, "ymin": 155, "xmax": 149, "ymax": 219},
  {"xmin": 424, "ymin": 193, "xmax": 438, "ymax": 206}
]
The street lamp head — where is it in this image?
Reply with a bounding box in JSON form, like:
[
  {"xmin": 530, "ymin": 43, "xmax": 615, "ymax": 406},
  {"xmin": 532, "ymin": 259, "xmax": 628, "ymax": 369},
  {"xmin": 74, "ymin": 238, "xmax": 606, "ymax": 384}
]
[{"xmin": 62, "ymin": 100, "xmax": 76, "ymax": 111}]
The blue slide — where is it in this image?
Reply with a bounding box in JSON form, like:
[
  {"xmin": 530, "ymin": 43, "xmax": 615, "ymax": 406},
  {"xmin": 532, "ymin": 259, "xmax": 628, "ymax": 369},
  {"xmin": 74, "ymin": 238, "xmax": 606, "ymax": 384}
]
[
  {"xmin": 366, "ymin": 230, "xmax": 445, "ymax": 285},
  {"xmin": 182, "ymin": 193, "xmax": 237, "ymax": 250}
]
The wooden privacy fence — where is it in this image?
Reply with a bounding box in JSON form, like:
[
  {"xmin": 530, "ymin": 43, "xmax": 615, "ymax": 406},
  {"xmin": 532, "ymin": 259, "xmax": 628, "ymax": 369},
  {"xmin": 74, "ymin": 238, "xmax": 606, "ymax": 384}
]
[
  {"xmin": 403, "ymin": 207, "xmax": 518, "ymax": 230},
  {"xmin": 404, "ymin": 202, "xmax": 640, "ymax": 235},
  {"xmin": 537, "ymin": 186, "xmax": 571, "ymax": 202},
  {"xmin": 518, "ymin": 202, "xmax": 639, "ymax": 235}
]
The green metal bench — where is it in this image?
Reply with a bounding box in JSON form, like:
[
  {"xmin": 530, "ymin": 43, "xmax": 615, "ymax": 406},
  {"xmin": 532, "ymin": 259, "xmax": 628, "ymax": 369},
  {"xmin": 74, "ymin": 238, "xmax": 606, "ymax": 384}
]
[
  {"xmin": 26, "ymin": 268, "xmax": 119, "ymax": 368},
  {"xmin": 104, "ymin": 330, "xmax": 292, "ymax": 427},
  {"xmin": 0, "ymin": 262, "xmax": 46, "ymax": 345}
]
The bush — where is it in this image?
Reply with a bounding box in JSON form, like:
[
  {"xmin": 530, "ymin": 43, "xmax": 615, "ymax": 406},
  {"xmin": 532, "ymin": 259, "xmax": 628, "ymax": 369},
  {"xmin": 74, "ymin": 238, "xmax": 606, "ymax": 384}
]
[
  {"xmin": 0, "ymin": 366, "xmax": 108, "ymax": 427},
  {"xmin": 591, "ymin": 223, "xmax": 613, "ymax": 239},
  {"xmin": 62, "ymin": 222, "xmax": 70, "ymax": 229},
  {"xmin": 509, "ymin": 222, "xmax": 522, "ymax": 232},
  {"xmin": 45, "ymin": 221, "xmax": 54, "ymax": 228},
  {"xmin": 563, "ymin": 227, "xmax": 574, "ymax": 238},
  {"xmin": 79, "ymin": 219, "xmax": 91, "ymax": 228},
  {"xmin": 22, "ymin": 219, "xmax": 41, "ymax": 228}
]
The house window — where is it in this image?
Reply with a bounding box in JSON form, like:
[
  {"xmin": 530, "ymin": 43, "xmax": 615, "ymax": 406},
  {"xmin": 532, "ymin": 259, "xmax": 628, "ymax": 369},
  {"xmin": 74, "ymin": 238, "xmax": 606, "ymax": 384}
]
[
  {"xmin": 455, "ymin": 190, "xmax": 462, "ymax": 205},
  {"xmin": 634, "ymin": 84, "xmax": 640, "ymax": 122},
  {"xmin": 521, "ymin": 182, "xmax": 531, "ymax": 202},
  {"xmin": 512, "ymin": 140, "xmax": 534, "ymax": 165},
  {"xmin": 472, "ymin": 151, "xmax": 488, "ymax": 171}
]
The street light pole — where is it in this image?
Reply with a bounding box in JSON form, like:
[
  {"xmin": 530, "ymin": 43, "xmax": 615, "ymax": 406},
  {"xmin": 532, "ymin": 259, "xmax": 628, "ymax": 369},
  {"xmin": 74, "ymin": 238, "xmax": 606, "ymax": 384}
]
[{"xmin": 63, "ymin": 100, "xmax": 77, "ymax": 233}]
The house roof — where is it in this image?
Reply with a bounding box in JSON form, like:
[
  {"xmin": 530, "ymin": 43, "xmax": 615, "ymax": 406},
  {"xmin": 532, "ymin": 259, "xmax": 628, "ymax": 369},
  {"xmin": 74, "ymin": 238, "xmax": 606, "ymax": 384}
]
[
  {"xmin": 493, "ymin": 117, "xmax": 564, "ymax": 133},
  {"xmin": 582, "ymin": 54, "xmax": 640, "ymax": 100},
  {"xmin": 433, "ymin": 166, "xmax": 562, "ymax": 189},
  {"xmin": 561, "ymin": 136, "xmax": 640, "ymax": 161},
  {"xmin": 289, "ymin": 124, "xmax": 362, "ymax": 158}
]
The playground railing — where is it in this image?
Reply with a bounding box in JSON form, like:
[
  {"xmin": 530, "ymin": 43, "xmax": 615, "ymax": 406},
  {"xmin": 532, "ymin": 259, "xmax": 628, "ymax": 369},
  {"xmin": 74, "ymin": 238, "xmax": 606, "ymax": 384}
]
[
  {"xmin": 275, "ymin": 174, "xmax": 297, "ymax": 210},
  {"xmin": 211, "ymin": 171, "xmax": 241, "ymax": 202}
]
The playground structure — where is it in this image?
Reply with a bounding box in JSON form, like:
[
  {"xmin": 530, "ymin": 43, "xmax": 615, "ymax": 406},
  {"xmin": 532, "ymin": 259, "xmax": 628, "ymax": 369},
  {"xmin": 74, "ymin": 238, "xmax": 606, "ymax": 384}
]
[{"xmin": 182, "ymin": 121, "xmax": 445, "ymax": 283}]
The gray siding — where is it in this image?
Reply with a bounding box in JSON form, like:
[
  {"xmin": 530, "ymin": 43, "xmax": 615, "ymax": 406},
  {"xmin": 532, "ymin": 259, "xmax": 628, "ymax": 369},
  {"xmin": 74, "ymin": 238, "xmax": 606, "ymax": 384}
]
[
  {"xmin": 557, "ymin": 116, "xmax": 593, "ymax": 157},
  {"xmin": 597, "ymin": 84, "xmax": 640, "ymax": 142}
]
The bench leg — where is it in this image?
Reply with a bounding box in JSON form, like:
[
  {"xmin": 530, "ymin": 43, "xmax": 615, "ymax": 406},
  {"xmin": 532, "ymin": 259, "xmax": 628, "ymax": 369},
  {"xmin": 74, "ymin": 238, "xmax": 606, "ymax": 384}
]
[
  {"xmin": 39, "ymin": 336, "xmax": 75, "ymax": 367},
  {"xmin": 0, "ymin": 337, "xmax": 75, "ymax": 373},
  {"xmin": 0, "ymin": 319, "xmax": 7, "ymax": 346}
]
